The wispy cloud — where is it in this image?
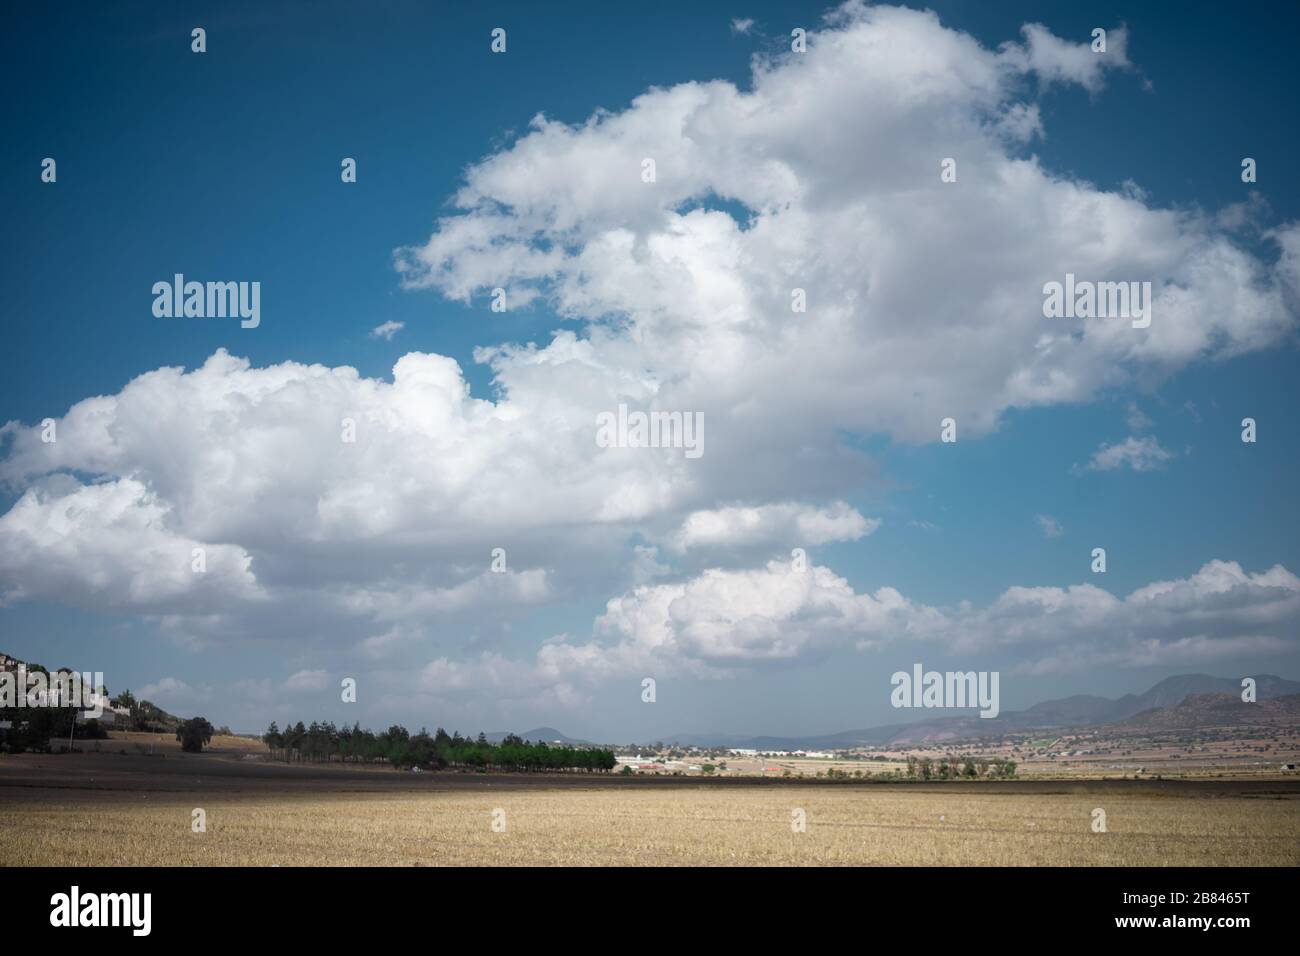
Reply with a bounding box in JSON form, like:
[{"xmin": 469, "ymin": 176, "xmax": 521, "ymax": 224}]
[
  {"xmin": 1125, "ymin": 401, "xmax": 1153, "ymax": 432},
  {"xmin": 1035, "ymin": 514, "xmax": 1065, "ymax": 538},
  {"xmin": 1082, "ymin": 435, "xmax": 1173, "ymax": 473},
  {"xmin": 369, "ymin": 320, "xmax": 404, "ymax": 341}
]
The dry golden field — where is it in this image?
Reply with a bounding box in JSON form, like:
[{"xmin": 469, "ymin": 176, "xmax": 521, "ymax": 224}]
[{"xmin": 3, "ymin": 775, "xmax": 1297, "ymax": 866}]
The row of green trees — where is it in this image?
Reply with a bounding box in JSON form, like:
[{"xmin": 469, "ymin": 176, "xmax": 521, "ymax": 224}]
[
  {"xmin": 262, "ymin": 721, "xmax": 617, "ymax": 772},
  {"xmin": 905, "ymin": 755, "xmax": 1016, "ymax": 779},
  {"xmin": 0, "ymin": 702, "xmax": 105, "ymax": 752}
]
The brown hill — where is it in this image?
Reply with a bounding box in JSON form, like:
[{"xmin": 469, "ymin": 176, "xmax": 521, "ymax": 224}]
[{"xmin": 1119, "ymin": 693, "xmax": 1300, "ymax": 730}]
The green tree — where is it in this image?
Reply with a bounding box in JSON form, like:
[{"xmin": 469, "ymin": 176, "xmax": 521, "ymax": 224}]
[
  {"xmin": 176, "ymin": 717, "xmax": 215, "ymax": 753},
  {"xmin": 263, "ymin": 721, "xmax": 282, "ymax": 756}
]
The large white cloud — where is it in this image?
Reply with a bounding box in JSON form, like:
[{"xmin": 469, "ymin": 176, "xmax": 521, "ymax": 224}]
[
  {"xmin": 396, "ymin": 1, "xmax": 1298, "ymax": 449},
  {"xmin": 418, "ymin": 559, "xmax": 1300, "ymax": 705},
  {"xmin": 0, "ymin": 476, "xmax": 262, "ymax": 610},
  {"xmin": 2, "ymin": 3, "xmax": 1297, "ymax": 714}
]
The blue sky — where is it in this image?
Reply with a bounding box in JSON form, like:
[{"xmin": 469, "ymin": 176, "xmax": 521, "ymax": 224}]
[{"xmin": 2, "ymin": 1, "xmax": 1298, "ymax": 740}]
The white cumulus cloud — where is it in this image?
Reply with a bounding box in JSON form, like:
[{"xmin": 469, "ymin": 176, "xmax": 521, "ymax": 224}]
[
  {"xmin": 668, "ymin": 501, "xmax": 877, "ymax": 552},
  {"xmin": 1, "ymin": 3, "xmax": 1297, "ymax": 718}
]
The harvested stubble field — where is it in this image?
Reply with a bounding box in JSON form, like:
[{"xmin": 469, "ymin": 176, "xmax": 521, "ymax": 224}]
[{"xmin": 1, "ymin": 753, "xmax": 1297, "ymax": 866}]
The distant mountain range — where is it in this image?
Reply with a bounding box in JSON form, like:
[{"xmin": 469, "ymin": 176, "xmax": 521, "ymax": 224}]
[
  {"xmin": 485, "ymin": 726, "xmax": 593, "ymax": 746},
  {"xmin": 1118, "ymin": 691, "xmax": 1300, "ymax": 731},
  {"xmin": 8, "ymin": 649, "xmax": 1294, "ymax": 751},
  {"xmin": 655, "ymin": 674, "xmax": 1300, "ymax": 749}
]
